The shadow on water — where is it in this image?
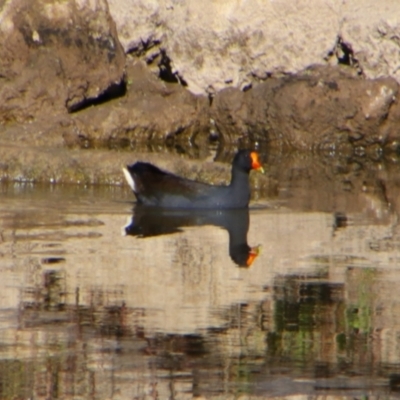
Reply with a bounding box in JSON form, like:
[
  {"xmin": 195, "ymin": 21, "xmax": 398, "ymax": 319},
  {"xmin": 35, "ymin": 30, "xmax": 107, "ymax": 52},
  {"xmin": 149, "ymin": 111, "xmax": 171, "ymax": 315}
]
[
  {"xmin": 124, "ymin": 206, "xmax": 260, "ymax": 267},
  {"xmin": 2, "ymin": 149, "xmax": 400, "ymax": 398}
]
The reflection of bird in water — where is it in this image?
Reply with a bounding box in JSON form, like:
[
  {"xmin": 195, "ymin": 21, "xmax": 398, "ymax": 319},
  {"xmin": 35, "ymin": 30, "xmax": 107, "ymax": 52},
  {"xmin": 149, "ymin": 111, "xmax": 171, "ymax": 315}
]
[
  {"xmin": 122, "ymin": 150, "xmax": 264, "ymax": 209},
  {"xmin": 123, "ymin": 206, "xmax": 260, "ymax": 267}
]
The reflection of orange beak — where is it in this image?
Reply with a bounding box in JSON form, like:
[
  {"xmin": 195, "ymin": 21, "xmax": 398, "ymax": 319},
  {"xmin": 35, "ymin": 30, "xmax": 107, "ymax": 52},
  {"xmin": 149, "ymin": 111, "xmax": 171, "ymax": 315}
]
[
  {"xmin": 246, "ymin": 245, "xmax": 261, "ymax": 267},
  {"xmin": 250, "ymin": 152, "xmax": 264, "ymax": 173}
]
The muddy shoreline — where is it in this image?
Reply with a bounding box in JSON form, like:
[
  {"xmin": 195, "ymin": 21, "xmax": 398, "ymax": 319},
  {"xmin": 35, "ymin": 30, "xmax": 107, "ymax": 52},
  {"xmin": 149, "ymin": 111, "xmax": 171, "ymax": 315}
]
[{"xmin": 2, "ymin": 58, "xmax": 400, "ymax": 187}]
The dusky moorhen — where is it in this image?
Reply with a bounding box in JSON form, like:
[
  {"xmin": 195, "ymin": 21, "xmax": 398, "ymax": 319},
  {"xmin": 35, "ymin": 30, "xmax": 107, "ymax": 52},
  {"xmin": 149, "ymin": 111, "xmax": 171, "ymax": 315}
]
[{"xmin": 122, "ymin": 149, "xmax": 264, "ymax": 209}]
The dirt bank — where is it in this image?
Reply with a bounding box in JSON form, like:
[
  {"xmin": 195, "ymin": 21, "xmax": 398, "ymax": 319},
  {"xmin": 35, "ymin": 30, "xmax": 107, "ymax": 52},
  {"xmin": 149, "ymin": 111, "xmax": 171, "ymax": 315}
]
[{"xmin": 2, "ymin": 0, "xmax": 400, "ymax": 185}]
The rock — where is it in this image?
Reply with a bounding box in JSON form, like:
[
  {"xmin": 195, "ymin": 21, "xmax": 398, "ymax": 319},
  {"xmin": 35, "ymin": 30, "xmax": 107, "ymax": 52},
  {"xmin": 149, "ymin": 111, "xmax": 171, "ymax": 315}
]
[
  {"xmin": 0, "ymin": 0, "xmax": 125, "ymax": 123},
  {"xmin": 106, "ymin": 0, "xmax": 163, "ymax": 53},
  {"xmin": 212, "ymin": 66, "xmax": 399, "ymax": 151},
  {"xmin": 108, "ymin": 0, "xmax": 400, "ymax": 99},
  {"xmin": 108, "ymin": 0, "xmax": 340, "ymax": 96},
  {"xmin": 341, "ymin": 1, "xmax": 400, "ymax": 83},
  {"xmin": 61, "ymin": 59, "xmax": 210, "ymax": 149}
]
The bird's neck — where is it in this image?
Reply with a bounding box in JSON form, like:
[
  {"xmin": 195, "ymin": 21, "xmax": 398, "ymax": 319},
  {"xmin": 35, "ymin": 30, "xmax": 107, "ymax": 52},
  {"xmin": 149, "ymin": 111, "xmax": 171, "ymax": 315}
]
[
  {"xmin": 229, "ymin": 168, "xmax": 251, "ymax": 208},
  {"xmin": 230, "ymin": 167, "xmax": 250, "ymax": 188}
]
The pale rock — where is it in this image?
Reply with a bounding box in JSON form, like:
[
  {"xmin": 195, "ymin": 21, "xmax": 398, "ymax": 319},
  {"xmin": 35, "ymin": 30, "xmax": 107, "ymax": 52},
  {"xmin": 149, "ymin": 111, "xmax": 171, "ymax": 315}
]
[
  {"xmin": 107, "ymin": 0, "xmax": 163, "ymax": 52},
  {"xmin": 108, "ymin": 0, "xmax": 400, "ymax": 96},
  {"xmin": 341, "ymin": 0, "xmax": 400, "ymax": 82},
  {"xmin": 108, "ymin": 0, "xmax": 341, "ymax": 95}
]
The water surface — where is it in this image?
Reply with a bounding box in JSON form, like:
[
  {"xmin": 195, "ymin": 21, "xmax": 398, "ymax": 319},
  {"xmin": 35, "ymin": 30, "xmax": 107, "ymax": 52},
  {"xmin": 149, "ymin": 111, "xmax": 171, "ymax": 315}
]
[{"xmin": 1, "ymin": 154, "xmax": 400, "ymax": 399}]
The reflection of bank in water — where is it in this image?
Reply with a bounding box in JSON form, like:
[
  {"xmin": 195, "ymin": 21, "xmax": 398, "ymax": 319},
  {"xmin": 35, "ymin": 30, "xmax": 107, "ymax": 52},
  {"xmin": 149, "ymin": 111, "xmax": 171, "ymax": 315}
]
[
  {"xmin": 123, "ymin": 206, "xmax": 261, "ymax": 267},
  {"xmin": 12, "ymin": 264, "xmax": 400, "ymax": 398}
]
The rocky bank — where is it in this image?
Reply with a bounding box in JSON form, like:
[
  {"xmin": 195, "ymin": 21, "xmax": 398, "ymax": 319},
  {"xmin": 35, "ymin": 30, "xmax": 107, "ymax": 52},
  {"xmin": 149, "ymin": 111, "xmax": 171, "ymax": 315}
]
[{"xmin": 1, "ymin": 0, "xmax": 400, "ymax": 184}]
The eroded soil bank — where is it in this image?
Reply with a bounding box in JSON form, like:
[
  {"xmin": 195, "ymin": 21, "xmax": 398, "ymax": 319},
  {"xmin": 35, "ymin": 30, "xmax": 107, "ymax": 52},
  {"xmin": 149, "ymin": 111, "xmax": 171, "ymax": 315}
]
[
  {"xmin": 2, "ymin": 57, "xmax": 400, "ymax": 187},
  {"xmin": 2, "ymin": 0, "xmax": 400, "ymax": 185}
]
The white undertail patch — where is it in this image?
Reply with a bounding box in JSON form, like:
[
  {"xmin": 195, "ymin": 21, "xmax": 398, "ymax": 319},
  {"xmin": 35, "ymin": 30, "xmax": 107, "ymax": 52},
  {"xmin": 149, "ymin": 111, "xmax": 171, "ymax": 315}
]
[
  {"xmin": 122, "ymin": 167, "xmax": 136, "ymax": 192},
  {"xmin": 121, "ymin": 215, "xmax": 133, "ymax": 236}
]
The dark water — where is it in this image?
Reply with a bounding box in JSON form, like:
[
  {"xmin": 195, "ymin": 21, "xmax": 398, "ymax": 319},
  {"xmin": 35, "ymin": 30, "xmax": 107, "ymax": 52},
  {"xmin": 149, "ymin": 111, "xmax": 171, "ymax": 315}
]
[{"xmin": 2, "ymin": 152, "xmax": 400, "ymax": 399}]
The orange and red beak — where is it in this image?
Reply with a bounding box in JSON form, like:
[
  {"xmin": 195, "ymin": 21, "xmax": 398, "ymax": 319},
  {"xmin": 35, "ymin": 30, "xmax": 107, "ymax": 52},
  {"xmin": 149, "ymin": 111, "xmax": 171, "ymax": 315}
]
[
  {"xmin": 250, "ymin": 151, "xmax": 264, "ymax": 173},
  {"xmin": 246, "ymin": 245, "xmax": 261, "ymax": 267}
]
